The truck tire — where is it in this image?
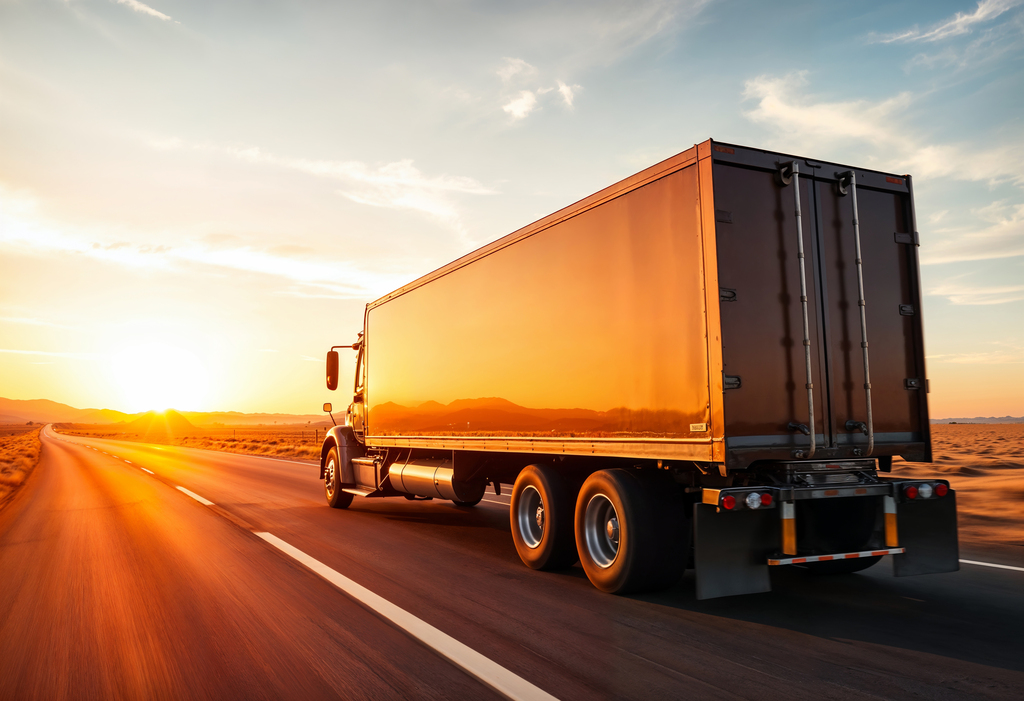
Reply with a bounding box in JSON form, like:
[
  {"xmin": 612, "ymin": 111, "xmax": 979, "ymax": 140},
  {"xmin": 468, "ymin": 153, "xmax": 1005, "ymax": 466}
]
[
  {"xmin": 510, "ymin": 465, "xmax": 578, "ymax": 570},
  {"xmin": 575, "ymin": 469, "xmax": 680, "ymax": 594},
  {"xmin": 324, "ymin": 446, "xmax": 354, "ymax": 509}
]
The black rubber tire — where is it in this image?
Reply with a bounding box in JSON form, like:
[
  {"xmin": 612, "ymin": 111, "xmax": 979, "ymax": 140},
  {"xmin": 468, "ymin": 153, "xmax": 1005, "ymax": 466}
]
[
  {"xmin": 510, "ymin": 465, "xmax": 578, "ymax": 570},
  {"xmin": 796, "ymin": 555, "xmax": 882, "ymax": 575},
  {"xmin": 324, "ymin": 446, "xmax": 354, "ymax": 509},
  {"xmin": 575, "ymin": 469, "xmax": 685, "ymax": 594},
  {"xmin": 452, "ymin": 496, "xmax": 483, "ymax": 507}
]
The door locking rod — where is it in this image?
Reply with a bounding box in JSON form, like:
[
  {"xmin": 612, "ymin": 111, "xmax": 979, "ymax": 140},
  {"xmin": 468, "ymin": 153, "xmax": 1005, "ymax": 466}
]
[
  {"xmin": 781, "ymin": 161, "xmax": 815, "ymax": 459},
  {"xmin": 839, "ymin": 170, "xmax": 874, "ymax": 456}
]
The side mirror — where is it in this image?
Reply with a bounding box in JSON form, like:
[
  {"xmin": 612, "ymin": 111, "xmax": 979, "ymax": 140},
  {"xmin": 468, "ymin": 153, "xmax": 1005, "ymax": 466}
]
[
  {"xmin": 326, "ymin": 350, "xmax": 339, "ymax": 390},
  {"xmin": 323, "ymin": 403, "xmax": 333, "ymax": 413}
]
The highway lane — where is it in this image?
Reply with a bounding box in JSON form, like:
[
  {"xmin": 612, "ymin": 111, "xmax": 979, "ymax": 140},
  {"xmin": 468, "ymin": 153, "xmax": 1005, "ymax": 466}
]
[
  {"xmin": 2, "ymin": 427, "xmax": 1023, "ymax": 700},
  {"xmin": 0, "ymin": 427, "xmax": 500, "ymax": 701}
]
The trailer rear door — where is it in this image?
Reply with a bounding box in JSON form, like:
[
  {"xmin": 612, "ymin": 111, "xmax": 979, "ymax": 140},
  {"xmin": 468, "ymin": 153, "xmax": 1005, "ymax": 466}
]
[{"xmin": 711, "ymin": 145, "xmax": 929, "ymax": 467}]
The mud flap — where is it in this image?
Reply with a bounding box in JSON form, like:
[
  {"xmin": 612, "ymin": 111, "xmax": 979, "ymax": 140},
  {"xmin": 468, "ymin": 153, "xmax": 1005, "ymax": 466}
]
[
  {"xmin": 694, "ymin": 504, "xmax": 776, "ymax": 600},
  {"xmin": 893, "ymin": 490, "xmax": 959, "ymax": 576}
]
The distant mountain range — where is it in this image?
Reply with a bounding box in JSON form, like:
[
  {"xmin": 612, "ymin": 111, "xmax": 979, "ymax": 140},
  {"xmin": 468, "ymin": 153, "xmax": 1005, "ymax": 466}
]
[
  {"xmin": 0, "ymin": 397, "xmax": 329, "ymax": 426},
  {"xmin": 932, "ymin": 416, "xmax": 1024, "ymax": 424}
]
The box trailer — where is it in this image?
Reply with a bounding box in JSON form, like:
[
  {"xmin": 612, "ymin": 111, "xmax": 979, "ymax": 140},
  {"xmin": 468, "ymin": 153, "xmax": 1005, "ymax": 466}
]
[{"xmin": 319, "ymin": 139, "xmax": 959, "ymax": 599}]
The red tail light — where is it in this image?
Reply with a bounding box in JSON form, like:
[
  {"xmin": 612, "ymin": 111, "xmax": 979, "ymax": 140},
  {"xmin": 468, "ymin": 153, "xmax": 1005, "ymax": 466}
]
[
  {"xmin": 935, "ymin": 483, "xmax": 948, "ymax": 497},
  {"xmin": 904, "ymin": 485, "xmax": 918, "ymax": 499},
  {"xmin": 722, "ymin": 495, "xmax": 736, "ymax": 510},
  {"xmin": 761, "ymin": 493, "xmax": 773, "ymax": 506}
]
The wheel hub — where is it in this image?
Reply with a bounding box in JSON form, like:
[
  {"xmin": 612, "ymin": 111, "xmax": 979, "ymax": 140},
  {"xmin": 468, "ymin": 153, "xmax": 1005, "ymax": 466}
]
[
  {"xmin": 584, "ymin": 494, "xmax": 620, "ymax": 568},
  {"xmin": 517, "ymin": 485, "xmax": 545, "ymax": 549}
]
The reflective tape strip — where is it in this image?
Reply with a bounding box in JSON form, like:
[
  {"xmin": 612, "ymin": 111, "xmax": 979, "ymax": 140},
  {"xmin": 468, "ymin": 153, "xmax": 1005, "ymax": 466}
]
[
  {"xmin": 768, "ymin": 547, "xmax": 904, "ymax": 566},
  {"xmin": 781, "ymin": 502, "xmax": 797, "ymax": 556},
  {"xmin": 883, "ymin": 495, "xmax": 899, "ymax": 547}
]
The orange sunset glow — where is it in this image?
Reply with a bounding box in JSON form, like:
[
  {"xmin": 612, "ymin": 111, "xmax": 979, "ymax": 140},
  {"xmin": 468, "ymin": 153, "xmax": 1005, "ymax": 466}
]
[{"xmin": 1, "ymin": 3, "xmax": 1023, "ymax": 700}]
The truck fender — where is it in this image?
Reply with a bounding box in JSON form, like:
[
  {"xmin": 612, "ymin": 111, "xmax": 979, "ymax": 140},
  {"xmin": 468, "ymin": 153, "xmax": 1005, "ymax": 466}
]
[{"xmin": 320, "ymin": 426, "xmax": 363, "ymax": 484}]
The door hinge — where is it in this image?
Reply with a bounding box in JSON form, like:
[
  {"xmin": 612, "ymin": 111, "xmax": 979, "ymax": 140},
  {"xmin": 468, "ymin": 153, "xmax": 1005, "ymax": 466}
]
[
  {"xmin": 899, "ymin": 304, "xmax": 915, "ymax": 316},
  {"xmin": 894, "ymin": 231, "xmax": 920, "ymax": 246},
  {"xmin": 905, "ymin": 378, "xmax": 922, "ymax": 390},
  {"xmin": 720, "ymin": 287, "xmax": 737, "ymax": 302},
  {"xmin": 715, "ymin": 209, "xmax": 733, "ymax": 223},
  {"xmin": 724, "ymin": 375, "xmax": 742, "ymax": 390}
]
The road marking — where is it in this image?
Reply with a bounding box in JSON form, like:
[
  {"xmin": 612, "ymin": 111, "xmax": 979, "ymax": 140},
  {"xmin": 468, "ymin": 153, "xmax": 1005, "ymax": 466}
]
[
  {"xmin": 125, "ymin": 460, "xmax": 132, "ymax": 464},
  {"xmin": 255, "ymin": 532, "xmax": 556, "ymax": 701},
  {"xmin": 960, "ymin": 559, "xmax": 1024, "ymax": 573},
  {"xmin": 141, "ymin": 467, "xmax": 153, "ymax": 474},
  {"xmin": 481, "ymin": 498, "xmax": 510, "ymax": 507},
  {"xmin": 176, "ymin": 486, "xmax": 214, "ymax": 506}
]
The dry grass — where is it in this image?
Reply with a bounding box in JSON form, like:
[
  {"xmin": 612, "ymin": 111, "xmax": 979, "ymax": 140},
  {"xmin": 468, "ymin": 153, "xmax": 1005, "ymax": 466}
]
[
  {"xmin": 0, "ymin": 425, "xmax": 42, "ymax": 502},
  {"xmin": 55, "ymin": 424, "xmax": 326, "ymax": 462}
]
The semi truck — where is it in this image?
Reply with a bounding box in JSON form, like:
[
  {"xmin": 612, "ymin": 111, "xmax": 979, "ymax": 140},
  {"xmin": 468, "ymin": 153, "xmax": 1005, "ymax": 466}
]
[{"xmin": 319, "ymin": 139, "xmax": 959, "ymax": 599}]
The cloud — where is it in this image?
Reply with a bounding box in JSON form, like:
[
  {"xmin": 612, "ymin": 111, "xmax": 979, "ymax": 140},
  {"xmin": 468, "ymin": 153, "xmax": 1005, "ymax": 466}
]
[
  {"xmin": 0, "ymin": 193, "xmax": 413, "ymax": 300},
  {"xmin": 742, "ymin": 71, "xmax": 1023, "ymax": 182},
  {"xmin": 0, "ymin": 348, "xmax": 97, "ymax": 358},
  {"xmin": 147, "ymin": 140, "xmax": 495, "ymax": 232},
  {"xmin": 557, "ymin": 81, "xmax": 579, "ymax": 107},
  {"xmin": 923, "ymin": 204, "xmax": 1024, "ymax": 264},
  {"xmin": 869, "ymin": 0, "xmax": 1021, "ymax": 44},
  {"xmin": 929, "ymin": 278, "xmax": 1024, "ymax": 305},
  {"xmin": 502, "ymin": 90, "xmax": 538, "ymax": 120},
  {"xmin": 112, "ymin": 0, "xmax": 174, "ymax": 23},
  {"xmin": 927, "ymin": 342, "xmax": 1024, "ymax": 363},
  {"xmin": 0, "ymin": 316, "xmax": 76, "ymax": 329},
  {"xmin": 497, "ymin": 58, "xmax": 537, "ymax": 82},
  {"xmin": 742, "ymin": 72, "xmax": 1024, "ymax": 264}
]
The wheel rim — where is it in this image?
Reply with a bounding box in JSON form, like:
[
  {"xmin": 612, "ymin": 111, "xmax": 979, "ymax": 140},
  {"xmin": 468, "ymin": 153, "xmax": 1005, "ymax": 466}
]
[
  {"xmin": 584, "ymin": 494, "xmax": 619, "ymax": 568},
  {"xmin": 325, "ymin": 457, "xmax": 336, "ymax": 498},
  {"xmin": 516, "ymin": 485, "xmax": 544, "ymax": 549}
]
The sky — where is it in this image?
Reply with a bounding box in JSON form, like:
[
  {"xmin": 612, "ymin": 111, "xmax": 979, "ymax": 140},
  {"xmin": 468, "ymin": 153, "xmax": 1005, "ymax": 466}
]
[{"xmin": 1, "ymin": 0, "xmax": 1022, "ymax": 417}]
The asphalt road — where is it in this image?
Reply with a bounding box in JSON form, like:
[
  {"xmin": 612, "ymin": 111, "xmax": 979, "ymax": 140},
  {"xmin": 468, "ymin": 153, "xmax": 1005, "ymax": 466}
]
[{"xmin": 1, "ymin": 426, "xmax": 1022, "ymax": 700}]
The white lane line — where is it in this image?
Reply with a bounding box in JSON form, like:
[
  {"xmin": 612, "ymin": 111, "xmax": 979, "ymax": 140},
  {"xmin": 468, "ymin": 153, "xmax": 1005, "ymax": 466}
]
[
  {"xmin": 176, "ymin": 486, "xmax": 214, "ymax": 506},
  {"xmin": 255, "ymin": 532, "xmax": 556, "ymax": 701},
  {"xmin": 481, "ymin": 498, "xmax": 510, "ymax": 507},
  {"xmin": 141, "ymin": 468, "xmax": 154, "ymax": 474},
  {"xmin": 960, "ymin": 559, "xmax": 1024, "ymax": 573},
  {"xmin": 125, "ymin": 460, "xmax": 132, "ymax": 464}
]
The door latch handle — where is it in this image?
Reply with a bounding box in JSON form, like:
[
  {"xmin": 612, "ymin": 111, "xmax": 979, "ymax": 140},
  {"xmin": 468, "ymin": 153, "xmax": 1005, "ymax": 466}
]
[{"xmin": 845, "ymin": 420, "xmax": 868, "ymax": 435}]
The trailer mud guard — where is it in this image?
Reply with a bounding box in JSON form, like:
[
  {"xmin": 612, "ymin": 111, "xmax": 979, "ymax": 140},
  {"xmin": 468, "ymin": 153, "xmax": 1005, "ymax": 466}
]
[
  {"xmin": 893, "ymin": 490, "xmax": 959, "ymax": 577},
  {"xmin": 694, "ymin": 504, "xmax": 776, "ymax": 600}
]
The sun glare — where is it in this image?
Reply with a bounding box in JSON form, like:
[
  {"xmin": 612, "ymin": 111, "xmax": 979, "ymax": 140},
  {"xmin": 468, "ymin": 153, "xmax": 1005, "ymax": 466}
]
[{"xmin": 108, "ymin": 343, "xmax": 210, "ymax": 413}]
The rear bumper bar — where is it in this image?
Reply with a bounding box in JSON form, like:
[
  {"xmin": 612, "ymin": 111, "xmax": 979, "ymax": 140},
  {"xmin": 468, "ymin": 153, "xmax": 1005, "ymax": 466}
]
[{"xmin": 768, "ymin": 547, "xmax": 905, "ymax": 566}]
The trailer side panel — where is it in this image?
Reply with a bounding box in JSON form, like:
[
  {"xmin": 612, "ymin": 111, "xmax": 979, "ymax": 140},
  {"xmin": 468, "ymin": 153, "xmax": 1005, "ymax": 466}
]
[{"xmin": 365, "ymin": 164, "xmax": 715, "ymax": 459}]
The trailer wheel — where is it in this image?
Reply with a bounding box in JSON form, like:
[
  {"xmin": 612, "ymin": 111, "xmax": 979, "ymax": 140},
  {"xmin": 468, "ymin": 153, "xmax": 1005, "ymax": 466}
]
[
  {"xmin": 510, "ymin": 465, "xmax": 578, "ymax": 570},
  {"xmin": 575, "ymin": 469, "xmax": 685, "ymax": 594},
  {"xmin": 324, "ymin": 446, "xmax": 354, "ymax": 509}
]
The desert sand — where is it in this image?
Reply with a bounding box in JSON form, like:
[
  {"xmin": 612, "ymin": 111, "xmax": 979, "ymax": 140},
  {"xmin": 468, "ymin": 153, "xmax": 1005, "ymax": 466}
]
[{"xmin": 895, "ymin": 423, "xmax": 1024, "ymax": 545}]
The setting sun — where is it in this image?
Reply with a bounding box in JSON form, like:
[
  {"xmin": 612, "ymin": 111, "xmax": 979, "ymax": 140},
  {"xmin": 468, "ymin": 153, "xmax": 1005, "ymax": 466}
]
[{"xmin": 108, "ymin": 342, "xmax": 209, "ymax": 413}]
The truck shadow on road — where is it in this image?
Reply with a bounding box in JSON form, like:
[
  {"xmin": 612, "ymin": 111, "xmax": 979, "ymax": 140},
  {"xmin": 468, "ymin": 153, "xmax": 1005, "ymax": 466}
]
[{"xmin": 631, "ymin": 564, "xmax": 1024, "ymax": 673}]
